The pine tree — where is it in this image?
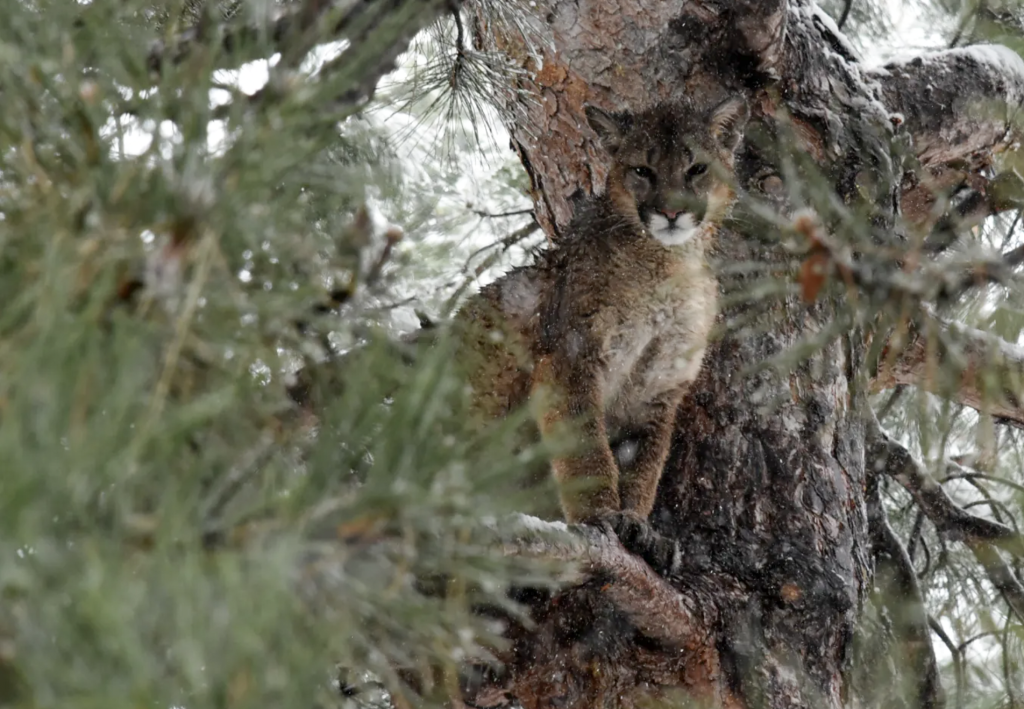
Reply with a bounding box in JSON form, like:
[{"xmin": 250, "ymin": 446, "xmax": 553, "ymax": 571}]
[
  {"xmin": 461, "ymin": 0, "xmax": 1024, "ymax": 706},
  {"xmin": 4, "ymin": 1, "xmax": 1024, "ymax": 709}
]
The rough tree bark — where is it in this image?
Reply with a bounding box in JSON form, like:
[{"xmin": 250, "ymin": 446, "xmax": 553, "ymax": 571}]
[{"xmin": 459, "ymin": 1, "xmax": 1024, "ymax": 708}]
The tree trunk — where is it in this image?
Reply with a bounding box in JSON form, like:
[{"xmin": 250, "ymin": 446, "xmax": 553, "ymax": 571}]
[{"xmin": 466, "ymin": 1, "xmax": 1024, "ymax": 707}]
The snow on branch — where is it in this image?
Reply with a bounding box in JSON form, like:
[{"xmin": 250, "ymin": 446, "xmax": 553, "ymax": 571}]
[
  {"xmin": 872, "ymin": 45, "xmax": 1024, "ymax": 169},
  {"xmin": 494, "ymin": 515, "xmax": 706, "ymax": 646}
]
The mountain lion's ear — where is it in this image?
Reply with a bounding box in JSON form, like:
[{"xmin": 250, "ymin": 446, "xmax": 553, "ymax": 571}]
[
  {"xmin": 709, "ymin": 97, "xmax": 750, "ymax": 152},
  {"xmin": 585, "ymin": 104, "xmax": 631, "ymax": 156}
]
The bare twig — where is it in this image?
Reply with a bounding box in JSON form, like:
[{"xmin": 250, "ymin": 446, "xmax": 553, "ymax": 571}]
[
  {"xmin": 928, "ymin": 615, "xmax": 964, "ymax": 709},
  {"xmin": 471, "ymin": 207, "xmax": 534, "ymax": 219},
  {"xmin": 877, "ymin": 384, "xmax": 908, "ymax": 422},
  {"xmin": 906, "ymin": 509, "xmax": 926, "ymax": 567},
  {"xmin": 868, "ymin": 417, "xmax": 1024, "ymax": 624},
  {"xmin": 837, "ymin": 0, "xmax": 853, "ymax": 31},
  {"xmin": 1004, "ymin": 612, "xmax": 1021, "ymax": 709},
  {"xmin": 942, "ymin": 469, "xmax": 1024, "ymax": 497},
  {"xmin": 463, "ymin": 219, "xmax": 540, "ymax": 268},
  {"xmin": 966, "ymin": 542, "xmax": 1024, "ymax": 622}
]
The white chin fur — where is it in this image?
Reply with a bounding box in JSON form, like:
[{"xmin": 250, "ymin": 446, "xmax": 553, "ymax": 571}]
[{"xmin": 647, "ymin": 213, "xmax": 699, "ymax": 246}]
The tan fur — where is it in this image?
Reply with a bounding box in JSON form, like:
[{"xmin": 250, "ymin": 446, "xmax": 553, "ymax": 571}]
[{"xmin": 453, "ymin": 96, "xmax": 749, "ymax": 524}]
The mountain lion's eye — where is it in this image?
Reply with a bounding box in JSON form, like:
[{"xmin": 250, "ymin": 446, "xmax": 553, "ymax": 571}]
[
  {"xmin": 631, "ymin": 166, "xmax": 655, "ymax": 181},
  {"xmin": 687, "ymin": 163, "xmax": 708, "ymax": 177}
]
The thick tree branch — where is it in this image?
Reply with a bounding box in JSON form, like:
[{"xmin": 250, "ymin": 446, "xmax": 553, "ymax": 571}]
[
  {"xmin": 495, "ymin": 516, "xmax": 706, "ymax": 646},
  {"xmin": 907, "ymin": 170, "xmax": 1024, "ymax": 243},
  {"xmin": 872, "ymin": 46, "xmax": 1024, "ymax": 171},
  {"xmin": 147, "ymin": 0, "xmax": 449, "ymax": 110},
  {"xmin": 150, "ymin": 0, "xmax": 381, "ymax": 70},
  {"xmin": 873, "ymin": 311, "xmax": 1024, "ymax": 428},
  {"xmin": 874, "ymin": 47, "xmax": 1024, "ymax": 233},
  {"xmin": 148, "ymin": 0, "xmax": 351, "ymax": 72},
  {"xmin": 466, "ymin": 515, "xmax": 735, "ymax": 709}
]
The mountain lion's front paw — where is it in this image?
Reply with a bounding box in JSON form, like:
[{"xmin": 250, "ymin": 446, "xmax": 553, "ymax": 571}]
[
  {"xmin": 603, "ymin": 510, "xmax": 650, "ymax": 550},
  {"xmin": 601, "ymin": 511, "xmax": 683, "ymax": 579}
]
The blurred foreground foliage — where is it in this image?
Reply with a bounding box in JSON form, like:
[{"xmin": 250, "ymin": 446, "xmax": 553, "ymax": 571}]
[{"xmin": 0, "ymin": 1, "xmax": 551, "ymax": 707}]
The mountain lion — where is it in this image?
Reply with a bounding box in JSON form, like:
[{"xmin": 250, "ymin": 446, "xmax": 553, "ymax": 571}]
[{"xmin": 454, "ymin": 95, "xmax": 749, "ymax": 528}]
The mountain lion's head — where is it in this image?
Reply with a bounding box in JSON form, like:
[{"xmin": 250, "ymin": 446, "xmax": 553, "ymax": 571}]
[{"xmin": 585, "ymin": 96, "xmax": 749, "ymax": 246}]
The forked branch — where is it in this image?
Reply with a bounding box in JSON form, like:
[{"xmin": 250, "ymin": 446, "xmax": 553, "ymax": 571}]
[{"xmin": 868, "ymin": 418, "xmax": 1024, "ymax": 622}]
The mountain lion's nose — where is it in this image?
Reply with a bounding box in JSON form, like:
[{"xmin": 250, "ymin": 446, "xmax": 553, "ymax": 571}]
[{"xmin": 659, "ymin": 208, "xmax": 681, "ymax": 220}]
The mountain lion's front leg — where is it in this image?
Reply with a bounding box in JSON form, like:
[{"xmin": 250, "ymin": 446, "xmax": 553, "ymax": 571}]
[
  {"xmin": 616, "ymin": 390, "xmax": 682, "ymax": 519},
  {"xmin": 531, "ymin": 354, "xmax": 621, "ymax": 524}
]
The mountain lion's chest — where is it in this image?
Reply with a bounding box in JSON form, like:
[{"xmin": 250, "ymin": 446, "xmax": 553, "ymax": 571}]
[{"xmin": 600, "ymin": 257, "xmax": 717, "ymax": 424}]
